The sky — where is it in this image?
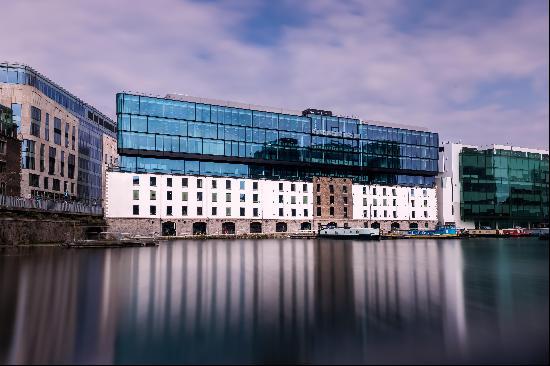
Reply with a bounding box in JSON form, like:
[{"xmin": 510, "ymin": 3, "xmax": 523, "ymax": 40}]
[{"xmin": 1, "ymin": 0, "xmax": 548, "ymax": 149}]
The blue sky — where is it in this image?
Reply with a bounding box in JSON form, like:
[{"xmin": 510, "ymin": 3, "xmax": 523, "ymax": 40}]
[{"xmin": 1, "ymin": 0, "xmax": 548, "ymax": 148}]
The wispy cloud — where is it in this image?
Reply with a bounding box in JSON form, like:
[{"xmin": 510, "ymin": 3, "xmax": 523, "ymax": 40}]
[{"xmin": 1, "ymin": 0, "xmax": 547, "ymax": 149}]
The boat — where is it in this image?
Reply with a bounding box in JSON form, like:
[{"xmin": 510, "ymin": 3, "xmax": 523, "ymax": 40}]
[
  {"xmin": 405, "ymin": 224, "xmax": 459, "ymax": 239},
  {"xmin": 500, "ymin": 228, "xmax": 531, "ymax": 237},
  {"xmin": 318, "ymin": 225, "xmax": 380, "ymax": 240},
  {"xmin": 62, "ymin": 232, "xmax": 159, "ymax": 248}
]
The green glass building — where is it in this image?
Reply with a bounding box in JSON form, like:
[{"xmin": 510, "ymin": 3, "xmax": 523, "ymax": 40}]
[{"xmin": 460, "ymin": 147, "xmax": 549, "ymax": 228}]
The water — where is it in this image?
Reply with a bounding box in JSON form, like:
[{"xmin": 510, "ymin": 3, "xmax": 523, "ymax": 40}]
[{"xmin": 0, "ymin": 238, "xmax": 547, "ymax": 364}]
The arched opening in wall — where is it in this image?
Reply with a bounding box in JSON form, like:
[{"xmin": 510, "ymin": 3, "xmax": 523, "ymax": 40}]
[
  {"xmin": 300, "ymin": 222, "xmax": 311, "ymax": 230},
  {"xmin": 276, "ymin": 222, "xmax": 287, "ymax": 232},
  {"xmin": 371, "ymin": 222, "xmax": 380, "ymax": 229},
  {"xmin": 409, "ymin": 222, "xmax": 418, "ymax": 230},
  {"xmin": 193, "ymin": 222, "xmax": 207, "ymax": 235},
  {"xmin": 162, "ymin": 221, "xmax": 176, "ymax": 236},
  {"xmin": 222, "ymin": 222, "xmax": 236, "ymax": 235},
  {"xmin": 327, "ymin": 221, "xmax": 337, "ymax": 228},
  {"xmin": 391, "ymin": 222, "xmax": 400, "ymax": 231},
  {"xmin": 424, "ymin": 222, "xmax": 429, "ymax": 228},
  {"xmin": 250, "ymin": 222, "xmax": 262, "ymax": 234}
]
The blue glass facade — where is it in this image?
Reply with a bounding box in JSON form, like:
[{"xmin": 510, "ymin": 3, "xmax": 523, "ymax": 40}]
[
  {"xmin": 1, "ymin": 63, "xmax": 116, "ymax": 203},
  {"xmin": 117, "ymin": 93, "xmax": 438, "ymax": 186}
]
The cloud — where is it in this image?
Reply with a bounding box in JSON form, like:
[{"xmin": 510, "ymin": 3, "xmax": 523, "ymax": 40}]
[{"xmin": 0, "ymin": 0, "xmax": 548, "ymax": 149}]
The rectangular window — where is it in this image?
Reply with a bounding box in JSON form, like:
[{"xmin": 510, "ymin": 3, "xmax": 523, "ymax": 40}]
[
  {"xmin": 167, "ymin": 206, "xmax": 173, "ymax": 216},
  {"xmin": 39, "ymin": 144, "xmax": 45, "ymax": 172},
  {"xmin": 363, "ymin": 198, "xmax": 367, "ymax": 206},
  {"xmin": 316, "ymin": 184, "xmax": 320, "ymax": 192},
  {"xmin": 410, "ymin": 188, "xmax": 414, "ymax": 196},
  {"xmin": 212, "ymin": 179, "xmax": 217, "ymax": 188},
  {"xmin": 182, "ymin": 178, "xmax": 188, "ymax": 187},
  {"xmin": 253, "ymin": 194, "xmax": 258, "ymax": 203},
  {"xmin": 133, "ymin": 190, "xmax": 139, "ymax": 200},
  {"xmin": 30, "ymin": 106, "xmax": 41, "ymax": 138},
  {"xmin": 21, "ymin": 140, "xmax": 36, "ymax": 170},
  {"xmin": 45, "ymin": 113, "xmax": 50, "ymax": 141},
  {"xmin": 383, "ymin": 188, "xmax": 387, "ymax": 195},
  {"xmin": 48, "ymin": 147, "xmax": 56, "ymax": 175},
  {"xmin": 150, "ymin": 177, "xmax": 156, "ymax": 186},
  {"xmin": 373, "ymin": 210, "xmax": 377, "ymax": 218},
  {"xmin": 330, "ymin": 196, "xmax": 334, "ymax": 204},
  {"xmin": 197, "ymin": 192, "xmax": 203, "ymax": 201},
  {"xmin": 226, "ymin": 193, "xmax": 231, "ymax": 202},
  {"xmin": 411, "ymin": 200, "xmax": 415, "ymax": 207},
  {"xmin": 253, "ymin": 181, "xmax": 258, "ymax": 190},
  {"xmin": 182, "ymin": 192, "xmax": 188, "ymax": 201},
  {"xmin": 343, "ymin": 186, "xmax": 347, "ymax": 193},
  {"xmin": 29, "ymin": 173, "xmax": 40, "ymax": 187},
  {"xmin": 279, "ymin": 208, "xmax": 284, "ymax": 216},
  {"xmin": 423, "ymin": 189, "xmax": 427, "ymax": 197},
  {"xmin": 392, "ymin": 189, "xmax": 396, "ymax": 196},
  {"xmin": 373, "ymin": 199, "xmax": 377, "ymax": 206},
  {"xmin": 182, "ymin": 206, "xmax": 188, "ymax": 216},
  {"xmin": 343, "ymin": 197, "xmax": 348, "ymax": 204},
  {"xmin": 226, "ymin": 207, "xmax": 231, "ymax": 216},
  {"xmin": 303, "ymin": 184, "xmax": 308, "ymax": 192},
  {"xmin": 240, "ymin": 181, "xmax": 245, "ymax": 190},
  {"xmin": 303, "ymin": 196, "xmax": 308, "ymax": 204},
  {"xmin": 424, "ymin": 200, "xmax": 428, "ymax": 207},
  {"xmin": 383, "ymin": 210, "xmax": 387, "ymax": 218},
  {"xmin": 150, "ymin": 206, "xmax": 156, "ymax": 215},
  {"xmin": 383, "ymin": 199, "xmax": 387, "ymax": 206},
  {"xmin": 279, "ymin": 182, "xmax": 283, "ymax": 191},
  {"xmin": 330, "ymin": 207, "xmax": 334, "ymax": 216},
  {"xmin": 133, "ymin": 176, "xmax": 139, "ymax": 185},
  {"xmin": 197, "ymin": 179, "xmax": 203, "ymax": 188},
  {"xmin": 344, "ymin": 207, "xmax": 348, "ymax": 218},
  {"xmin": 68, "ymin": 154, "xmax": 75, "ymax": 179},
  {"xmin": 60, "ymin": 151, "xmax": 65, "ymax": 177},
  {"xmin": 197, "ymin": 207, "xmax": 203, "ymax": 216},
  {"xmin": 226, "ymin": 180, "xmax": 231, "ymax": 189},
  {"xmin": 363, "ymin": 210, "xmax": 367, "ymax": 218},
  {"xmin": 53, "ymin": 179, "xmax": 60, "ymax": 191},
  {"xmin": 212, "ymin": 207, "xmax": 217, "ymax": 216},
  {"xmin": 64, "ymin": 122, "xmax": 69, "ymax": 147},
  {"xmin": 317, "ymin": 196, "xmax": 321, "ymax": 204},
  {"xmin": 71, "ymin": 126, "xmax": 75, "ymax": 150},
  {"xmin": 279, "ymin": 195, "xmax": 284, "ymax": 203},
  {"xmin": 291, "ymin": 196, "xmax": 296, "ymax": 204},
  {"xmin": 212, "ymin": 193, "xmax": 217, "ymax": 202},
  {"xmin": 304, "ymin": 209, "xmax": 308, "ymax": 217},
  {"xmin": 43, "ymin": 177, "xmax": 49, "ymax": 190},
  {"xmin": 54, "ymin": 117, "xmax": 62, "ymax": 145},
  {"xmin": 393, "ymin": 199, "xmax": 397, "ymax": 206},
  {"xmin": 424, "ymin": 211, "xmax": 428, "ymax": 218},
  {"xmin": 240, "ymin": 193, "xmax": 245, "ymax": 202},
  {"xmin": 363, "ymin": 187, "xmax": 367, "ymax": 194},
  {"xmin": 150, "ymin": 190, "xmax": 156, "ymax": 200},
  {"xmin": 412, "ymin": 211, "xmax": 416, "ymax": 218},
  {"xmin": 291, "ymin": 184, "xmax": 295, "ymax": 192},
  {"xmin": 253, "ymin": 208, "xmax": 259, "ymax": 217},
  {"xmin": 133, "ymin": 205, "xmax": 139, "ymax": 215},
  {"xmin": 167, "ymin": 178, "xmax": 172, "ymax": 187},
  {"xmin": 329, "ymin": 185, "xmax": 334, "ymax": 193},
  {"xmin": 373, "ymin": 188, "xmax": 377, "ymax": 195},
  {"xmin": 240, "ymin": 207, "xmax": 245, "ymax": 216},
  {"xmin": 393, "ymin": 211, "xmax": 397, "ymax": 218},
  {"xmin": 291, "ymin": 209, "xmax": 296, "ymax": 217},
  {"xmin": 167, "ymin": 191, "xmax": 172, "ymax": 200},
  {"xmin": 317, "ymin": 207, "xmax": 321, "ymax": 216}
]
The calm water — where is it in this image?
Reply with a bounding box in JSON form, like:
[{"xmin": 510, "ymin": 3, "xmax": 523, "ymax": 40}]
[{"xmin": 0, "ymin": 238, "xmax": 548, "ymax": 364}]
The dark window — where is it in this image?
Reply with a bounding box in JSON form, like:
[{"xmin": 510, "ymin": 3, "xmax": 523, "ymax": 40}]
[
  {"xmin": 52, "ymin": 179, "xmax": 60, "ymax": 191},
  {"xmin": 240, "ymin": 207, "xmax": 245, "ymax": 216},
  {"xmin": 343, "ymin": 186, "xmax": 347, "ymax": 193},
  {"xmin": 167, "ymin": 191, "xmax": 172, "ymax": 200},
  {"xmin": 279, "ymin": 195, "xmax": 284, "ymax": 203},
  {"xmin": 291, "ymin": 184, "xmax": 295, "ymax": 191},
  {"xmin": 150, "ymin": 205, "xmax": 156, "ymax": 215},
  {"xmin": 303, "ymin": 184, "xmax": 308, "ymax": 192},
  {"xmin": 212, "ymin": 179, "xmax": 217, "ymax": 188},
  {"xmin": 329, "ymin": 185, "xmax": 334, "ymax": 193},
  {"xmin": 197, "ymin": 179, "xmax": 203, "ymax": 188},
  {"xmin": 197, "ymin": 192, "xmax": 203, "ymax": 201},
  {"xmin": 253, "ymin": 182, "xmax": 258, "ymax": 190},
  {"xmin": 226, "ymin": 179, "xmax": 231, "ymax": 189},
  {"xmin": 344, "ymin": 207, "xmax": 348, "ymax": 218},
  {"xmin": 167, "ymin": 178, "xmax": 172, "ymax": 187},
  {"xmin": 68, "ymin": 154, "xmax": 75, "ymax": 179},
  {"xmin": 48, "ymin": 147, "xmax": 56, "ymax": 175},
  {"xmin": 167, "ymin": 206, "xmax": 173, "ymax": 216},
  {"xmin": 21, "ymin": 140, "xmax": 36, "ymax": 170},
  {"xmin": 43, "ymin": 177, "xmax": 49, "ymax": 190},
  {"xmin": 253, "ymin": 193, "xmax": 258, "ymax": 203},
  {"xmin": 291, "ymin": 209, "xmax": 296, "ymax": 217},
  {"xmin": 54, "ymin": 117, "xmax": 62, "ymax": 145},
  {"xmin": 304, "ymin": 209, "xmax": 308, "ymax": 217},
  {"xmin": 316, "ymin": 184, "xmax": 320, "ymax": 192},
  {"xmin": 182, "ymin": 178, "xmax": 188, "ymax": 187},
  {"xmin": 330, "ymin": 196, "xmax": 334, "ymax": 204},
  {"xmin": 182, "ymin": 206, "xmax": 188, "ymax": 216},
  {"xmin": 45, "ymin": 113, "xmax": 50, "ymax": 141},
  {"xmin": 64, "ymin": 123, "xmax": 69, "ymax": 147},
  {"xmin": 133, "ymin": 205, "xmax": 139, "ymax": 215},
  {"xmin": 253, "ymin": 208, "xmax": 259, "ymax": 217},
  {"xmin": 150, "ymin": 177, "xmax": 156, "ymax": 186},
  {"xmin": 29, "ymin": 173, "xmax": 40, "ymax": 187},
  {"xmin": 343, "ymin": 196, "xmax": 348, "ymax": 204},
  {"xmin": 133, "ymin": 176, "xmax": 139, "ymax": 185},
  {"xmin": 317, "ymin": 196, "xmax": 321, "ymax": 204},
  {"xmin": 279, "ymin": 208, "xmax": 284, "ymax": 216},
  {"xmin": 212, "ymin": 207, "xmax": 217, "ymax": 216},
  {"xmin": 329, "ymin": 207, "xmax": 334, "ymax": 216},
  {"xmin": 197, "ymin": 207, "xmax": 203, "ymax": 216},
  {"xmin": 30, "ymin": 106, "xmax": 41, "ymax": 138},
  {"xmin": 316, "ymin": 207, "xmax": 321, "ymax": 216},
  {"xmin": 279, "ymin": 182, "xmax": 283, "ymax": 191}
]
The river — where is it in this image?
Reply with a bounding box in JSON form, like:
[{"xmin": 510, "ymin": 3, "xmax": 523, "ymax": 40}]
[{"xmin": 0, "ymin": 238, "xmax": 548, "ymax": 364}]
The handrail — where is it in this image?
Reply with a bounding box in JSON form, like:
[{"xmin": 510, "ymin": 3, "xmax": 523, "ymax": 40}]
[{"xmin": 0, "ymin": 194, "xmax": 103, "ymax": 216}]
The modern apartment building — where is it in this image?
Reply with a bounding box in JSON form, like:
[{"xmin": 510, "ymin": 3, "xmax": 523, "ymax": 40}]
[
  {"xmin": 106, "ymin": 93, "xmax": 439, "ymax": 235},
  {"xmin": 437, "ymin": 142, "xmax": 549, "ymax": 229},
  {"xmin": 0, "ymin": 63, "xmax": 116, "ymax": 203}
]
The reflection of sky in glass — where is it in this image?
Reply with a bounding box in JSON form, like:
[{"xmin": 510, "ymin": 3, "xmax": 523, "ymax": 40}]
[{"xmin": 0, "ymin": 239, "xmax": 547, "ymax": 364}]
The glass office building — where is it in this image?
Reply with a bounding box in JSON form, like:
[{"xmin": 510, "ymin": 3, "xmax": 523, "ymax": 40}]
[
  {"xmin": 0, "ymin": 63, "xmax": 116, "ymax": 203},
  {"xmin": 460, "ymin": 147, "xmax": 549, "ymax": 227},
  {"xmin": 116, "ymin": 93, "xmax": 439, "ymax": 187}
]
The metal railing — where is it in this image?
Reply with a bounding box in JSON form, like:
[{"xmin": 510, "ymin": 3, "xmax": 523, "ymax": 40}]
[{"xmin": 0, "ymin": 194, "xmax": 103, "ymax": 216}]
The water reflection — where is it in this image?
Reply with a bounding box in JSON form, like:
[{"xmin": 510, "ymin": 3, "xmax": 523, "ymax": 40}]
[{"xmin": 0, "ymin": 239, "xmax": 547, "ymax": 364}]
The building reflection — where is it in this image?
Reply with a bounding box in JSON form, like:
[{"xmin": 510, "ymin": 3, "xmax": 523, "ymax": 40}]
[{"xmin": 1, "ymin": 240, "xmax": 471, "ymax": 364}]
